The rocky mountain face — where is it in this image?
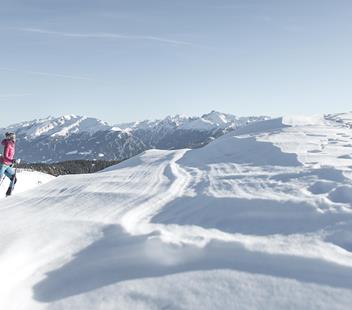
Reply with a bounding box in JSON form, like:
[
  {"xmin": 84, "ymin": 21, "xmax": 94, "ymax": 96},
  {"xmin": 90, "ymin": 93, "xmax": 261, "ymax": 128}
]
[{"xmin": 0, "ymin": 112, "xmax": 269, "ymax": 163}]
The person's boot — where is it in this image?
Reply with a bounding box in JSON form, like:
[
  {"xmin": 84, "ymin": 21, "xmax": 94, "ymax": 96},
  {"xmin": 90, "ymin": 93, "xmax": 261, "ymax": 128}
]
[{"xmin": 6, "ymin": 175, "xmax": 17, "ymax": 197}]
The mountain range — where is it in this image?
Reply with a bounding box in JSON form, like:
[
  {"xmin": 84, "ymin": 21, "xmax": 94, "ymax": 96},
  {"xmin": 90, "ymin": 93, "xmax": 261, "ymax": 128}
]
[{"xmin": 0, "ymin": 111, "xmax": 269, "ymax": 163}]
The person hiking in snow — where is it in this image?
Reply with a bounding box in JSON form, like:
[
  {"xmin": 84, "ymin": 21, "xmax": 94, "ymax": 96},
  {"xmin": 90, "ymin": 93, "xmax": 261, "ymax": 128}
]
[{"xmin": 0, "ymin": 132, "xmax": 18, "ymax": 196}]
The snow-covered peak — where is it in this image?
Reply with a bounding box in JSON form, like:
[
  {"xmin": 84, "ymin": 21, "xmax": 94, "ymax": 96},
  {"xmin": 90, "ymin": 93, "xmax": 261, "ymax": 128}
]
[
  {"xmin": 118, "ymin": 120, "xmax": 159, "ymax": 131},
  {"xmin": 179, "ymin": 117, "xmax": 216, "ymax": 131},
  {"xmin": 50, "ymin": 116, "xmax": 111, "ymax": 137},
  {"xmin": 179, "ymin": 111, "xmax": 268, "ymax": 131},
  {"xmin": 1, "ymin": 115, "xmax": 112, "ymax": 139},
  {"xmin": 201, "ymin": 110, "xmax": 237, "ymax": 125},
  {"xmin": 117, "ymin": 114, "xmax": 190, "ymax": 131},
  {"xmin": 0, "ymin": 112, "xmax": 269, "ymax": 141},
  {"xmin": 116, "ymin": 111, "xmax": 268, "ymax": 132}
]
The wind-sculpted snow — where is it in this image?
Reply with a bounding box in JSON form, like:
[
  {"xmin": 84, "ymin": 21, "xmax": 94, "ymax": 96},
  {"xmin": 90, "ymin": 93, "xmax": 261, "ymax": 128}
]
[{"xmin": 1, "ymin": 113, "xmax": 352, "ymax": 309}]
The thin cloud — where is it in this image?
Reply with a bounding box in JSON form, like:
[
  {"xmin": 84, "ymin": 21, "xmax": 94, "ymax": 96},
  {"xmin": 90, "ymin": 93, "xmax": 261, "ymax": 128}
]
[
  {"xmin": 0, "ymin": 68, "xmax": 93, "ymax": 81},
  {"xmin": 14, "ymin": 27, "xmax": 193, "ymax": 46}
]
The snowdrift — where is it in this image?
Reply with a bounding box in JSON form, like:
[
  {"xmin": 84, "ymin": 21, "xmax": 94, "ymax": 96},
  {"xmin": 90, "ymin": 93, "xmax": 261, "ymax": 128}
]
[{"xmin": 1, "ymin": 113, "xmax": 352, "ymax": 309}]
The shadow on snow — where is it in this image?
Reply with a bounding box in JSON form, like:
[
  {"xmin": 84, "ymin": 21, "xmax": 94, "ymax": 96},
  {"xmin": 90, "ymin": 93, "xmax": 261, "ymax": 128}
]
[{"xmin": 33, "ymin": 224, "xmax": 352, "ymax": 303}]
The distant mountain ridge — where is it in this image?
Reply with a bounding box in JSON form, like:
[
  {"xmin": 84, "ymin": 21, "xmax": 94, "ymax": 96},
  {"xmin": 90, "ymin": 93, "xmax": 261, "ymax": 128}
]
[
  {"xmin": 2, "ymin": 114, "xmax": 113, "ymax": 139},
  {"xmin": 0, "ymin": 111, "xmax": 269, "ymax": 163}
]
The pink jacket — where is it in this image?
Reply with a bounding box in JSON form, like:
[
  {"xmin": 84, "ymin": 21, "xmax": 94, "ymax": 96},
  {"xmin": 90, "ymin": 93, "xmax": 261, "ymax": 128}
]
[{"xmin": 1, "ymin": 139, "xmax": 15, "ymax": 166}]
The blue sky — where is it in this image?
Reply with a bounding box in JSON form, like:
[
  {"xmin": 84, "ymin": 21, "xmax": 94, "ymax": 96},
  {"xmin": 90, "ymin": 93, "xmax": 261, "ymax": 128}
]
[{"xmin": 0, "ymin": 0, "xmax": 351, "ymax": 126}]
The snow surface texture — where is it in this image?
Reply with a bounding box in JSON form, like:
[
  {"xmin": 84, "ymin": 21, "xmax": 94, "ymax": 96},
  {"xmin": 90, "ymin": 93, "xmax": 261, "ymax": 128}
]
[
  {"xmin": 0, "ymin": 170, "xmax": 55, "ymax": 197},
  {"xmin": 1, "ymin": 113, "xmax": 352, "ymax": 309}
]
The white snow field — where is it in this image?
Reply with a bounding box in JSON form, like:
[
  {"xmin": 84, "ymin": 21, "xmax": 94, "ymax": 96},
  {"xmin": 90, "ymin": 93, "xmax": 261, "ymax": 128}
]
[
  {"xmin": 1, "ymin": 113, "xmax": 352, "ymax": 310},
  {"xmin": 0, "ymin": 170, "xmax": 55, "ymax": 197}
]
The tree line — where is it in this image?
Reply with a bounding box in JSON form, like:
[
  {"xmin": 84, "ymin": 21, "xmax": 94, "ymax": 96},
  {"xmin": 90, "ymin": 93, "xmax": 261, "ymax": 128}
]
[{"xmin": 18, "ymin": 160, "xmax": 121, "ymax": 176}]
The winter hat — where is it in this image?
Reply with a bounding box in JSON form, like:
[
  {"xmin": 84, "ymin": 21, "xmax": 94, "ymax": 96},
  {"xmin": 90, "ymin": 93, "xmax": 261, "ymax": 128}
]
[{"xmin": 5, "ymin": 132, "xmax": 16, "ymax": 141}]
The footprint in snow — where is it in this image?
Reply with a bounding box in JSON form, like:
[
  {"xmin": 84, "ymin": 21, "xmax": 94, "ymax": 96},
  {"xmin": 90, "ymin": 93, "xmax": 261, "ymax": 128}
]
[
  {"xmin": 328, "ymin": 186, "xmax": 352, "ymax": 204},
  {"xmin": 308, "ymin": 181, "xmax": 337, "ymax": 195},
  {"xmin": 338, "ymin": 155, "xmax": 352, "ymax": 160}
]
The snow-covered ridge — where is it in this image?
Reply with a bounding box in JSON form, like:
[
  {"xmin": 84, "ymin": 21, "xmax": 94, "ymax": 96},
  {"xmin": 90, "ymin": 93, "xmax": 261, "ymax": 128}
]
[
  {"xmin": 117, "ymin": 114, "xmax": 190, "ymax": 131},
  {"xmin": 0, "ymin": 111, "xmax": 268, "ymax": 140},
  {"xmin": 0, "ymin": 114, "xmax": 112, "ymax": 139},
  {"xmin": 117, "ymin": 111, "xmax": 269, "ymax": 132}
]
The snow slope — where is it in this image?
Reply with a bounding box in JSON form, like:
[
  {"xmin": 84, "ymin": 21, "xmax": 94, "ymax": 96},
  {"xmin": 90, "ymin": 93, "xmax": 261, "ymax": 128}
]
[
  {"xmin": 0, "ymin": 170, "xmax": 55, "ymax": 197},
  {"xmin": 1, "ymin": 113, "xmax": 352, "ymax": 309}
]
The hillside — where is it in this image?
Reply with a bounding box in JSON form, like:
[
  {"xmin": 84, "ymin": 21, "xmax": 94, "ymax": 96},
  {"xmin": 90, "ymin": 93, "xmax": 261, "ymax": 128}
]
[
  {"xmin": 0, "ymin": 113, "xmax": 352, "ymax": 309},
  {"xmin": 0, "ymin": 170, "xmax": 54, "ymax": 197}
]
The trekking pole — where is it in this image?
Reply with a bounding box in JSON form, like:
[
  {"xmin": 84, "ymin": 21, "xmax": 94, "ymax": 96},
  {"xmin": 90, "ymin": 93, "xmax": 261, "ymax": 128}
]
[
  {"xmin": 11, "ymin": 159, "xmax": 21, "ymax": 189},
  {"xmin": 0, "ymin": 175, "xmax": 5, "ymax": 187},
  {"xmin": 13, "ymin": 160, "xmax": 20, "ymax": 181}
]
